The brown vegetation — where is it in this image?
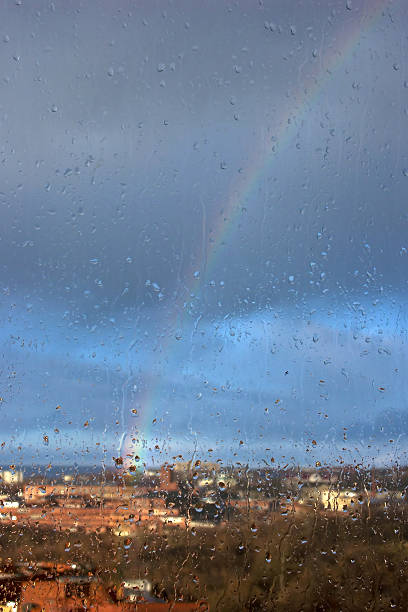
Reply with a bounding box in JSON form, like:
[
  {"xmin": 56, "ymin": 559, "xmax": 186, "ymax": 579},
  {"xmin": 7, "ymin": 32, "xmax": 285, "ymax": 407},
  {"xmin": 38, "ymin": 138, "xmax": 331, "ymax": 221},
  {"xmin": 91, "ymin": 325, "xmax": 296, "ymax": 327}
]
[{"xmin": 0, "ymin": 502, "xmax": 407, "ymax": 610}]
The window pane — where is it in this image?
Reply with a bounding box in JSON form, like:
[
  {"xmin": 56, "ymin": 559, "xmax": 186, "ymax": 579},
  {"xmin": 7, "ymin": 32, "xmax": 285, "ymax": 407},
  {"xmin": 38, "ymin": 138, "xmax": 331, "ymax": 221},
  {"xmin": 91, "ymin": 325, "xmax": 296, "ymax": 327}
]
[{"xmin": 1, "ymin": 0, "xmax": 407, "ymax": 609}]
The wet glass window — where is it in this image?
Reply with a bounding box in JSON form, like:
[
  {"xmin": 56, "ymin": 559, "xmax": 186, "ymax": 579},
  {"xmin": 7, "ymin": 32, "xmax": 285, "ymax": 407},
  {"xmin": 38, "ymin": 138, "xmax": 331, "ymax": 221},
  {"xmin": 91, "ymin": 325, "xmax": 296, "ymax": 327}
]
[{"xmin": 1, "ymin": 0, "xmax": 407, "ymax": 609}]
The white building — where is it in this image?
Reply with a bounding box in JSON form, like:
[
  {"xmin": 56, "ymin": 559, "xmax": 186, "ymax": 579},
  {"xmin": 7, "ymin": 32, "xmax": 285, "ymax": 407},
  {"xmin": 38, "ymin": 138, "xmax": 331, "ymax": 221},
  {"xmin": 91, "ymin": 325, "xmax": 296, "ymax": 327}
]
[{"xmin": 0, "ymin": 470, "xmax": 23, "ymax": 484}]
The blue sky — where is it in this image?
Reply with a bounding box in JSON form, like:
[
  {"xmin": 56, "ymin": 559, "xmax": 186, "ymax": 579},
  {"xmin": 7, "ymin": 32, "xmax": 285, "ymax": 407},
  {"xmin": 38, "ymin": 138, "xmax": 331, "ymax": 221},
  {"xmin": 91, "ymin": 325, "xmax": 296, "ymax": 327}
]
[{"xmin": 0, "ymin": 0, "xmax": 408, "ymax": 468}]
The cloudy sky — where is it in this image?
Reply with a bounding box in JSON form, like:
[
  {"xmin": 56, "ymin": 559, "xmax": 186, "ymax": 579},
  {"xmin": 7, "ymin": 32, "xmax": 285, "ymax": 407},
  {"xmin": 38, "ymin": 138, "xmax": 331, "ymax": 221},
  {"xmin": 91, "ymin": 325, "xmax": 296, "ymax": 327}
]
[{"xmin": 1, "ymin": 0, "xmax": 407, "ymax": 469}]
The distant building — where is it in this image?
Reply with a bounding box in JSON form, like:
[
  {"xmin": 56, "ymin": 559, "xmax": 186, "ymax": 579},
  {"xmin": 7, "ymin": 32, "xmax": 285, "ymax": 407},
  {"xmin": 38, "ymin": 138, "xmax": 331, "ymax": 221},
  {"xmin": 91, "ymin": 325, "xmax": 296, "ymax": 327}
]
[
  {"xmin": 159, "ymin": 465, "xmax": 178, "ymax": 492},
  {"xmin": 0, "ymin": 470, "xmax": 23, "ymax": 485},
  {"xmin": 173, "ymin": 461, "xmax": 221, "ymax": 476},
  {"xmin": 298, "ymin": 483, "xmax": 360, "ymax": 511},
  {"xmin": 2, "ymin": 574, "xmax": 209, "ymax": 610}
]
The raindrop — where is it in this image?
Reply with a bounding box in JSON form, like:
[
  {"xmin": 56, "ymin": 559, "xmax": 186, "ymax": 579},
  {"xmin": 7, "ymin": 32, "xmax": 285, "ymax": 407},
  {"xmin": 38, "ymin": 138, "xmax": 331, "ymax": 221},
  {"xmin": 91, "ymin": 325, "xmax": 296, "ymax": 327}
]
[
  {"xmin": 50, "ymin": 104, "xmax": 58, "ymax": 113},
  {"xmin": 346, "ymin": 0, "xmax": 352, "ymax": 9}
]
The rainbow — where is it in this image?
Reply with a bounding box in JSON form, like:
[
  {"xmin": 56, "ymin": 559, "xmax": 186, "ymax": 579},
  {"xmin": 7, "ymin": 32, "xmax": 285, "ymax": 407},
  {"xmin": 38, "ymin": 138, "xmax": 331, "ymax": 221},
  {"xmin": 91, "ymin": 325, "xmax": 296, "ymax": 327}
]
[{"xmin": 119, "ymin": 1, "xmax": 386, "ymax": 470}]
